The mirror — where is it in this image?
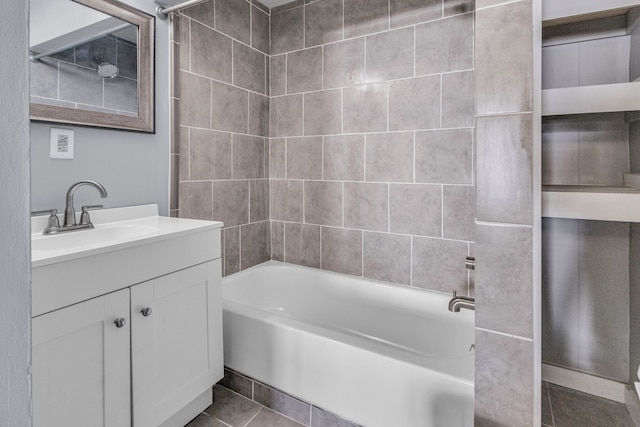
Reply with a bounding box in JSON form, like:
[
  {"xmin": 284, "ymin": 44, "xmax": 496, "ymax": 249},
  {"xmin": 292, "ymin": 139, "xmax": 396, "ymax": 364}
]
[{"xmin": 29, "ymin": 0, "xmax": 155, "ymax": 132}]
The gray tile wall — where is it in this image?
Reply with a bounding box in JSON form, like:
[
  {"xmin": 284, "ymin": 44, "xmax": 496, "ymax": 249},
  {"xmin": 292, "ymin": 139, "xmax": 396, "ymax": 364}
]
[
  {"xmin": 474, "ymin": 0, "xmax": 538, "ymax": 425},
  {"xmin": 269, "ymin": 0, "xmax": 476, "ymax": 295},
  {"xmin": 173, "ymin": 0, "xmax": 271, "ymax": 274},
  {"xmin": 542, "ymin": 218, "xmax": 630, "ymax": 382},
  {"xmin": 30, "ymin": 35, "xmax": 138, "ymax": 114}
]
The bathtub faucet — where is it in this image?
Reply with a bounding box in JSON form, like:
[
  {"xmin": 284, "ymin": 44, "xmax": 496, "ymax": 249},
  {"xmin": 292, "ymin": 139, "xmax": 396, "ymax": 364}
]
[{"xmin": 448, "ymin": 291, "xmax": 475, "ymax": 312}]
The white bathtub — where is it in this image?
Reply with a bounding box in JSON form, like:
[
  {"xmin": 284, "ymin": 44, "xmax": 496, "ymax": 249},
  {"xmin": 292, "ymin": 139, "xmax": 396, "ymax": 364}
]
[{"xmin": 222, "ymin": 261, "xmax": 474, "ymax": 427}]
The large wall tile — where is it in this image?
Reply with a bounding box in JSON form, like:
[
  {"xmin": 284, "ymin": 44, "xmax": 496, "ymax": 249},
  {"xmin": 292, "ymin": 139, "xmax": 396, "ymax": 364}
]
[
  {"xmin": 212, "ymin": 180, "xmax": 249, "ymax": 227},
  {"xmin": 363, "ymin": 232, "xmax": 411, "ymax": 285},
  {"xmin": 388, "ymin": 75, "xmax": 440, "ymax": 131},
  {"xmin": 305, "ymin": 0, "xmax": 344, "ymax": 47},
  {"xmin": 476, "ymin": 114, "xmax": 533, "ymax": 224},
  {"xmin": 344, "ymin": 182, "xmax": 388, "ymax": 231},
  {"xmin": 270, "ymin": 95, "xmax": 303, "ymax": 137},
  {"xmin": 190, "ymin": 22, "xmax": 232, "ymax": 83},
  {"xmin": 233, "ymin": 42, "xmax": 266, "ymax": 94},
  {"xmin": 475, "ymin": 330, "xmax": 534, "ymax": 426},
  {"xmin": 390, "ymin": 0, "xmax": 442, "ymax": 28},
  {"xmin": 476, "ymin": 224, "xmax": 533, "ymax": 338},
  {"xmin": 252, "ymin": 6, "xmax": 270, "ymax": 54},
  {"xmin": 344, "ymin": 0, "xmax": 389, "ymax": 39},
  {"xmin": 365, "ymin": 132, "xmax": 414, "ymax": 182},
  {"xmin": 415, "ymin": 13, "xmax": 474, "ymax": 75},
  {"xmin": 324, "ymin": 135, "xmax": 365, "ymax": 181},
  {"xmin": 287, "ymin": 47, "xmax": 323, "ymax": 94},
  {"xmin": 211, "ymin": 81, "xmax": 248, "ymax": 133},
  {"xmin": 442, "ymin": 70, "xmax": 475, "ymax": 128},
  {"xmin": 270, "ymin": 180, "xmax": 304, "ymax": 222},
  {"xmin": 271, "ymin": 221, "xmax": 285, "ymax": 261},
  {"xmin": 180, "ymin": 72, "xmax": 211, "ymax": 128},
  {"xmin": 541, "ymin": 121, "xmax": 580, "ymax": 185},
  {"xmin": 183, "ymin": 2, "xmax": 214, "ymax": 29},
  {"xmin": 542, "ymin": 218, "xmax": 580, "ymax": 369},
  {"xmin": 233, "ymin": 135, "xmax": 265, "ymax": 179},
  {"xmin": 287, "ymin": 137, "xmax": 323, "ymax": 179},
  {"xmin": 343, "ymin": 83, "xmax": 388, "ymax": 133},
  {"xmin": 272, "ymin": 6, "xmax": 304, "ymax": 55},
  {"xmin": 444, "ymin": 0, "xmax": 475, "ymax": 16},
  {"xmin": 250, "ymin": 180, "xmax": 270, "ymax": 223},
  {"xmin": 366, "ymin": 27, "xmax": 414, "ymax": 82},
  {"xmin": 578, "ymin": 220, "xmax": 630, "ymax": 381},
  {"xmin": 189, "ymin": 129, "xmax": 232, "ymax": 180},
  {"xmin": 103, "ymin": 77, "xmax": 137, "ymax": 112},
  {"xmin": 269, "ymin": 138, "xmax": 286, "ymax": 179},
  {"xmin": 179, "ymin": 181, "xmax": 213, "ymax": 221},
  {"xmin": 179, "ymin": 126, "xmax": 189, "ymax": 181},
  {"xmin": 415, "ymin": 129, "xmax": 473, "ymax": 184},
  {"xmin": 476, "ymin": 0, "xmax": 532, "ymax": 114},
  {"xmin": 58, "ymin": 62, "xmax": 103, "ymax": 105},
  {"xmin": 304, "ymin": 181, "xmax": 343, "ymax": 226},
  {"xmin": 389, "ymin": 184, "xmax": 442, "ymax": 237},
  {"xmin": 240, "ymin": 221, "xmax": 270, "ymax": 269},
  {"xmin": 412, "ymin": 237, "xmax": 468, "ymax": 293},
  {"xmin": 304, "ymin": 89, "xmax": 343, "ymax": 135},
  {"xmin": 321, "ymin": 227, "xmax": 363, "ymax": 276},
  {"xmin": 223, "ymin": 227, "xmax": 240, "ymax": 276},
  {"xmin": 249, "ymin": 93, "xmax": 269, "ymax": 137},
  {"xmin": 443, "ymin": 185, "xmax": 475, "ymax": 241},
  {"xmin": 578, "ymin": 120, "xmax": 629, "ymax": 186},
  {"xmin": 285, "ymin": 223, "xmax": 321, "ymax": 268},
  {"xmin": 215, "ymin": 0, "xmax": 250, "ymax": 45},
  {"xmin": 323, "ymin": 38, "xmax": 365, "ymax": 89},
  {"xmin": 270, "ymin": 55, "xmax": 287, "ymax": 96}
]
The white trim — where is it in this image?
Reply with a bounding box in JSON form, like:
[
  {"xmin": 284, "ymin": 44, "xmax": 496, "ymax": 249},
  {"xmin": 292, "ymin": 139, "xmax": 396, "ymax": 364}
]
[{"xmin": 542, "ymin": 364, "xmax": 627, "ymax": 403}]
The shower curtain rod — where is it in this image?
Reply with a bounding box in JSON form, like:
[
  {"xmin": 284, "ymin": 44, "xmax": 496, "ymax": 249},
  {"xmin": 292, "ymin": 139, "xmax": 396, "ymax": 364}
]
[
  {"xmin": 29, "ymin": 22, "xmax": 131, "ymax": 62},
  {"xmin": 155, "ymin": 0, "xmax": 209, "ymax": 20}
]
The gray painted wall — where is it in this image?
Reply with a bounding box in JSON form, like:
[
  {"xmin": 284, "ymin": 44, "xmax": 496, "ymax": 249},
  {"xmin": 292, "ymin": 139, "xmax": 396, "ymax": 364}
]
[
  {"xmin": 30, "ymin": 0, "xmax": 172, "ymax": 215},
  {"xmin": 0, "ymin": 0, "xmax": 32, "ymax": 426}
]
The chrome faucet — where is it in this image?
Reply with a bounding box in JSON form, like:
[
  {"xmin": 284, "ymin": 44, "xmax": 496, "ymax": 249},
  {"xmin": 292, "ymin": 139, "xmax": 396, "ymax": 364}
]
[
  {"xmin": 64, "ymin": 180, "xmax": 108, "ymax": 227},
  {"xmin": 32, "ymin": 180, "xmax": 108, "ymax": 234},
  {"xmin": 448, "ymin": 291, "xmax": 475, "ymax": 312}
]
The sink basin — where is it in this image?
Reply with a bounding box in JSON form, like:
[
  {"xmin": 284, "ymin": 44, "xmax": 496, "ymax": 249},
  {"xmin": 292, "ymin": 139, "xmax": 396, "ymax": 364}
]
[
  {"xmin": 32, "ymin": 224, "xmax": 157, "ymax": 252},
  {"xmin": 31, "ymin": 204, "xmax": 223, "ymax": 317}
]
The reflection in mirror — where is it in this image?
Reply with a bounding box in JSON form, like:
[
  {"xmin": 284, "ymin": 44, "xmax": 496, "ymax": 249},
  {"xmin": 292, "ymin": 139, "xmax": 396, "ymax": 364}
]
[{"xmin": 29, "ymin": 0, "xmax": 154, "ymax": 133}]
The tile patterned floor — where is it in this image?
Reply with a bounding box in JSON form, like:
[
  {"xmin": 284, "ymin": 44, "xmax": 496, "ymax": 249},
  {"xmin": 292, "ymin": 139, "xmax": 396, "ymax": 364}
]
[
  {"xmin": 186, "ymin": 385, "xmax": 305, "ymax": 427},
  {"xmin": 189, "ymin": 380, "xmax": 637, "ymax": 426},
  {"xmin": 542, "ymin": 381, "xmax": 635, "ymax": 427},
  {"xmin": 186, "ymin": 384, "xmax": 359, "ymax": 427}
]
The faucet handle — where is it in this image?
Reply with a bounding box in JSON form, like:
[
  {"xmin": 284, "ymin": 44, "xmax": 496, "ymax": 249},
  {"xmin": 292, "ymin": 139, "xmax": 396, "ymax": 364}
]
[
  {"xmin": 32, "ymin": 209, "xmax": 61, "ymax": 234},
  {"xmin": 79, "ymin": 205, "xmax": 103, "ymax": 226}
]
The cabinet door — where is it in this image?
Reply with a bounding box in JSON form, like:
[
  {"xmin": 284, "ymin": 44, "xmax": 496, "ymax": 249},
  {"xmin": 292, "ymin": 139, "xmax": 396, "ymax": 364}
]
[
  {"xmin": 32, "ymin": 289, "xmax": 131, "ymax": 427},
  {"xmin": 131, "ymin": 260, "xmax": 223, "ymax": 427}
]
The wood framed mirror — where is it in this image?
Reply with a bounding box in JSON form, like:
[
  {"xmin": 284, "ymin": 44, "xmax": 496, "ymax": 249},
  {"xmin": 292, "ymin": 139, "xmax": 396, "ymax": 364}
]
[{"xmin": 29, "ymin": 0, "xmax": 155, "ymax": 133}]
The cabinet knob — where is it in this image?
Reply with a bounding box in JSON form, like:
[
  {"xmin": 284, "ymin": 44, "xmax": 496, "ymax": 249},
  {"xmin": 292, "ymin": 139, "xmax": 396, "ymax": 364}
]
[
  {"xmin": 114, "ymin": 318, "xmax": 127, "ymax": 328},
  {"xmin": 141, "ymin": 307, "xmax": 152, "ymax": 317}
]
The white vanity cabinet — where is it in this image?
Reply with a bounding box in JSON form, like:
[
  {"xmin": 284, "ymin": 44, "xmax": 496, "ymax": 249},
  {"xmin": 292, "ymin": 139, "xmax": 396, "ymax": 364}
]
[
  {"xmin": 132, "ymin": 261, "xmax": 223, "ymax": 427},
  {"xmin": 32, "ymin": 289, "xmax": 132, "ymax": 427},
  {"xmin": 31, "ymin": 205, "xmax": 223, "ymax": 427}
]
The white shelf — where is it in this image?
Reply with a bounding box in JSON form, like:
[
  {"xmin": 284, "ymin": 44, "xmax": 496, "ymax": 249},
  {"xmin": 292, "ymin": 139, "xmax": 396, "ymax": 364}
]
[
  {"xmin": 542, "ymin": 186, "xmax": 640, "ymax": 222},
  {"xmin": 542, "ymin": 0, "xmax": 640, "ymax": 26},
  {"xmin": 542, "ymin": 83, "xmax": 640, "ymax": 116}
]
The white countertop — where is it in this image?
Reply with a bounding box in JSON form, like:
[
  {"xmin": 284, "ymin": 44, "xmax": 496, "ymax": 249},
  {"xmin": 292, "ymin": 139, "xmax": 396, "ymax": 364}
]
[{"xmin": 32, "ymin": 204, "xmax": 223, "ymax": 268}]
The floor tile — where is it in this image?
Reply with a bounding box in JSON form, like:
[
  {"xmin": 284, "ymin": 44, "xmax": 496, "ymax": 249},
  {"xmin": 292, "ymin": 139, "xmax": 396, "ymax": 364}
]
[
  {"xmin": 205, "ymin": 385, "xmax": 262, "ymax": 427},
  {"xmin": 246, "ymin": 408, "xmax": 306, "ymax": 427},
  {"xmin": 185, "ymin": 413, "xmax": 228, "ymax": 427},
  {"xmin": 548, "ymin": 383, "xmax": 634, "ymax": 427}
]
